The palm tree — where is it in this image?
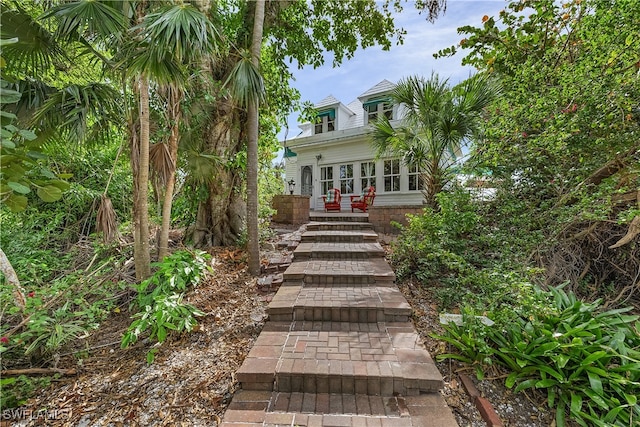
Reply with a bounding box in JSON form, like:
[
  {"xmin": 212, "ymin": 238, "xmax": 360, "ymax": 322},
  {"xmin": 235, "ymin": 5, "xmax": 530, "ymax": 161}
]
[
  {"xmin": 246, "ymin": 0, "xmax": 266, "ymax": 276},
  {"xmin": 371, "ymin": 73, "xmax": 500, "ymax": 208},
  {"xmin": 4, "ymin": 1, "xmax": 219, "ymax": 278},
  {"xmin": 134, "ymin": 4, "xmax": 219, "ymax": 260}
]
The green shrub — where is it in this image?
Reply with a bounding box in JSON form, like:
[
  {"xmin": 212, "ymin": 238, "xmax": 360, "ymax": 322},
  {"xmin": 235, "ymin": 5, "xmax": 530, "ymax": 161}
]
[
  {"xmin": 121, "ymin": 250, "xmax": 210, "ymax": 363},
  {"xmin": 391, "ymin": 189, "xmax": 481, "ymax": 284},
  {"xmin": 0, "ymin": 376, "xmax": 51, "ymax": 409},
  {"xmin": 435, "ymin": 285, "xmax": 640, "ymax": 427}
]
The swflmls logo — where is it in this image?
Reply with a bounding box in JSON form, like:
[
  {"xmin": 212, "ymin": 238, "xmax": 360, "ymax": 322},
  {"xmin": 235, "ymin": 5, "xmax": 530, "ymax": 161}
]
[{"xmin": 1, "ymin": 408, "xmax": 70, "ymax": 420}]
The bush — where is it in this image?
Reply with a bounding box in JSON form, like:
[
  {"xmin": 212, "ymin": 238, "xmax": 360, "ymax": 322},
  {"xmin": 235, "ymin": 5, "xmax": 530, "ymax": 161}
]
[
  {"xmin": 121, "ymin": 250, "xmax": 210, "ymax": 363},
  {"xmin": 435, "ymin": 285, "xmax": 640, "ymax": 427},
  {"xmin": 391, "ymin": 190, "xmax": 481, "ymax": 284}
]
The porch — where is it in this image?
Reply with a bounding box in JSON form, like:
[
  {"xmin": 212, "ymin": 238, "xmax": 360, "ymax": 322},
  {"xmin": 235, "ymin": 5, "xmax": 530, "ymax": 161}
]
[{"xmin": 272, "ymin": 195, "xmax": 424, "ymax": 235}]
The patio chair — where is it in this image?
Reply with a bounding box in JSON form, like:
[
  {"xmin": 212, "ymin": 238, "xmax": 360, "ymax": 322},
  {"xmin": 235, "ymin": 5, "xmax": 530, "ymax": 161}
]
[
  {"xmin": 322, "ymin": 188, "xmax": 341, "ymax": 212},
  {"xmin": 350, "ymin": 186, "xmax": 376, "ymax": 213}
]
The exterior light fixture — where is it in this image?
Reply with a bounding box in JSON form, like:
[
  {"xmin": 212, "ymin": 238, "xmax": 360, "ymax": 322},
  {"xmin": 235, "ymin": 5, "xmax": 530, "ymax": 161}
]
[{"xmin": 287, "ymin": 179, "xmax": 295, "ymax": 195}]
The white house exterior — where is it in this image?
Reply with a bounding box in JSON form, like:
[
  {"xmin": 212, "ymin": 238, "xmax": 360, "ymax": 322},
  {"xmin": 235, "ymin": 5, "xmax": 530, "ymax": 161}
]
[{"xmin": 282, "ymin": 80, "xmax": 426, "ymax": 211}]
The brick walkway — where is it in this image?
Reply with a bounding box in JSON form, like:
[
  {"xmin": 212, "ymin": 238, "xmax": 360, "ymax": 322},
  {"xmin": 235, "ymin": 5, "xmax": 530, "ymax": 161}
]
[{"xmin": 221, "ymin": 216, "xmax": 458, "ymax": 426}]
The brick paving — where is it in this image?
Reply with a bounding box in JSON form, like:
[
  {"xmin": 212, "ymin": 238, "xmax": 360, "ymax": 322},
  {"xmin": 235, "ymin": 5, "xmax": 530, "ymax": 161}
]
[
  {"xmin": 294, "ymin": 242, "xmax": 385, "ymax": 260},
  {"xmin": 302, "ymin": 230, "xmax": 379, "ymax": 243},
  {"xmin": 221, "ymin": 216, "xmax": 458, "ymax": 426}
]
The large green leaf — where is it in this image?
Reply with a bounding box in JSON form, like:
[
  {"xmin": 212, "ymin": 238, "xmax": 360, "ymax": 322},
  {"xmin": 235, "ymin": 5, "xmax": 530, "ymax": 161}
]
[
  {"xmin": 7, "ymin": 181, "xmax": 30, "ymax": 194},
  {"xmin": 5, "ymin": 193, "xmax": 28, "ymax": 212},
  {"xmin": 0, "ymin": 86, "xmax": 22, "ymax": 104},
  {"xmin": 36, "ymin": 184, "xmax": 63, "ymax": 202}
]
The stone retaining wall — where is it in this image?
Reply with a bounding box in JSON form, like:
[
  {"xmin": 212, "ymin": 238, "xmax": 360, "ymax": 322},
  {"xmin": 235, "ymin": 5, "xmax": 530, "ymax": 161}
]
[
  {"xmin": 272, "ymin": 195, "xmax": 310, "ymax": 225},
  {"xmin": 368, "ymin": 205, "xmax": 425, "ymax": 234}
]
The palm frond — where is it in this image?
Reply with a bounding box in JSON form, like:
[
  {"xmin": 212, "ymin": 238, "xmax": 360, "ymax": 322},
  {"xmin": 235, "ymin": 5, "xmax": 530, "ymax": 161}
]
[
  {"xmin": 150, "ymin": 142, "xmax": 173, "ymax": 188},
  {"xmin": 224, "ymin": 50, "xmax": 265, "ymax": 109},
  {"xmin": 41, "ymin": 0, "xmax": 127, "ymax": 44},
  {"xmin": 96, "ymin": 195, "xmax": 119, "ymax": 243},
  {"xmin": 124, "ymin": 43, "xmax": 186, "ymax": 84},
  {"xmin": 0, "ymin": 5, "xmax": 68, "ymax": 76},
  {"xmin": 30, "ymin": 82, "xmax": 123, "ymax": 144},
  {"xmin": 370, "ymin": 115, "xmax": 396, "ymax": 158},
  {"xmin": 454, "ymin": 73, "xmax": 502, "ymax": 114},
  {"xmin": 142, "ymin": 4, "xmax": 220, "ymax": 63}
]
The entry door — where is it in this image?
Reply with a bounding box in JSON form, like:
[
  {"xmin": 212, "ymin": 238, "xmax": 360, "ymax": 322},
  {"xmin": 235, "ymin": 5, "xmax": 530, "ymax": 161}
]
[{"xmin": 301, "ymin": 165, "xmax": 313, "ymax": 209}]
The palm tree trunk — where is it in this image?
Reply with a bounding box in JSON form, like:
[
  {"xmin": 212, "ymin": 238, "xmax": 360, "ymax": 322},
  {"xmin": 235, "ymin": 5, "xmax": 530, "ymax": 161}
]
[
  {"xmin": 134, "ymin": 75, "xmax": 152, "ymax": 279},
  {"xmin": 158, "ymin": 85, "xmax": 181, "ymax": 260},
  {"xmin": 247, "ymin": 0, "xmax": 265, "ymax": 276}
]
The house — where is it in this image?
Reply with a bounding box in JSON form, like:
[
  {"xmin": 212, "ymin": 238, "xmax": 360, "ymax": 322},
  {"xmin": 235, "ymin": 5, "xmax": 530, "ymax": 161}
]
[{"xmin": 282, "ymin": 79, "xmax": 426, "ymax": 211}]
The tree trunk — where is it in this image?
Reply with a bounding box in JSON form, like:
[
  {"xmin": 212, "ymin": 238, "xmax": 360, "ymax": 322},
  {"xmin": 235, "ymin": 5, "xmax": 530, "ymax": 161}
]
[
  {"xmin": 247, "ymin": 0, "xmax": 265, "ymax": 276},
  {"xmin": 134, "ymin": 75, "xmax": 152, "ymax": 280},
  {"xmin": 0, "ymin": 248, "xmax": 26, "ymax": 310},
  {"xmin": 158, "ymin": 85, "xmax": 182, "ymax": 260},
  {"xmin": 190, "ymin": 97, "xmax": 246, "ymax": 247}
]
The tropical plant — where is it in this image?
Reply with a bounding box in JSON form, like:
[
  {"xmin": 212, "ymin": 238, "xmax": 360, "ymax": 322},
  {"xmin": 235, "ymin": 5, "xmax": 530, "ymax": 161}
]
[
  {"xmin": 439, "ymin": 0, "xmax": 640, "ymax": 301},
  {"xmin": 435, "ymin": 285, "xmax": 640, "ymax": 427},
  {"xmin": 135, "ymin": 4, "xmax": 220, "ymax": 261},
  {"xmin": 121, "ymin": 250, "xmax": 211, "ymax": 362},
  {"xmin": 371, "ymin": 73, "xmax": 500, "ymax": 208}
]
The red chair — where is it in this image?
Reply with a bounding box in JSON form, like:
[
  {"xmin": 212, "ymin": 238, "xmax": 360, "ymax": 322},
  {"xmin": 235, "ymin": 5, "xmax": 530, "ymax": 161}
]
[
  {"xmin": 350, "ymin": 186, "xmax": 376, "ymax": 212},
  {"xmin": 322, "ymin": 188, "xmax": 341, "ymax": 212}
]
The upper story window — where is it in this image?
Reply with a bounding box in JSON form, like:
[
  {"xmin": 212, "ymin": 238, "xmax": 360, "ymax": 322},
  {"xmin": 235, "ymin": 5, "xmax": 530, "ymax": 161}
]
[
  {"xmin": 314, "ymin": 109, "xmax": 335, "ymax": 134},
  {"xmin": 363, "ymin": 99, "xmax": 393, "ymax": 123}
]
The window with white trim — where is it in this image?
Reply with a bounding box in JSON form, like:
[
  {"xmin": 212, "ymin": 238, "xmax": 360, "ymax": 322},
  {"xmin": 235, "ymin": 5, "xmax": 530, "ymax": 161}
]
[
  {"xmin": 363, "ymin": 99, "xmax": 393, "ymax": 123},
  {"xmin": 339, "ymin": 163, "xmax": 353, "ymax": 194},
  {"xmin": 314, "ymin": 109, "xmax": 335, "ymax": 134},
  {"xmin": 408, "ymin": 164, "xmax": 423, "ymax": 191},
  {"xmin": 383, "ymin": 159, "xmax": 400, "ymax": 192},
  {"xmin": 360, "ymin": 162, "xmax": 376, "ymax": 190},
  {"xmin": 320, "ymin": 166, "xmax": 333, "ymax": 195}
]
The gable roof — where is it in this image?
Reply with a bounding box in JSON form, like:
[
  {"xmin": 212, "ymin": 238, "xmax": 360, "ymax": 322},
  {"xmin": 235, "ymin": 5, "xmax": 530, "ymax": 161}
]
[
  {"xmin": 315, "ymin": 95, "xmax": 340, "ymax": 109},
  {"xmin": 358, "ymin": 79, "xmax": 396, "ymax": 100}
]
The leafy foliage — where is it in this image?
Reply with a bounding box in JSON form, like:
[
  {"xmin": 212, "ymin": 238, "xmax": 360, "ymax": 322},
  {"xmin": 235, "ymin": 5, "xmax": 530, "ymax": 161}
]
[
  {"xmin": 1, "ymin": 39, "xmax": 70, "ymax": 212},
  {"xmin": 371, "ymin": 73, "xmax": 500, "ymax": 207},
  {"xmin": 435, "ymin": 286, "xmax": 640, "ymax": 427},
  {"xmin": 121, "ymin": 250, "xmax": 210, "ymax": 362}
]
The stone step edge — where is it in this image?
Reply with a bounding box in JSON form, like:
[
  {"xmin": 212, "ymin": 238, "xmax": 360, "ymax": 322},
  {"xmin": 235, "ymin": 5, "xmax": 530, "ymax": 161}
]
[
  {"xmin": 237, "ymin": 359, "xmax": 443, "ymax": 396},
  {"xmin": 220, "ymin": 391, "xmax": 459, "ymax": 426}
]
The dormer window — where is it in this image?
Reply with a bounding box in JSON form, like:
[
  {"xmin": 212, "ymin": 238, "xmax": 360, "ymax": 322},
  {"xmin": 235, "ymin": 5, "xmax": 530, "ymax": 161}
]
[
  {"xmin": 314, "ymin": 109, "xmax": 335, "ymax": 134},
  {"xmin": 363, "ymin": 98, "xmax": 393, "ymax": 123}
]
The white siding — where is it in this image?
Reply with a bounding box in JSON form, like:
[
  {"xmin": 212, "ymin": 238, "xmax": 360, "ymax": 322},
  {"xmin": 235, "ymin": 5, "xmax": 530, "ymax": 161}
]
[{"xmin": 287, "ymin": 136, "xmax": 427, "ymax": 210}]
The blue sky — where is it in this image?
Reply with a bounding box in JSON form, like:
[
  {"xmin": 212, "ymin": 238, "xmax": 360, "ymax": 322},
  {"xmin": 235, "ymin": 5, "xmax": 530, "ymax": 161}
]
[{"xmin": 279, "ymin": 0, "xmax": 508, "ymax": 143}]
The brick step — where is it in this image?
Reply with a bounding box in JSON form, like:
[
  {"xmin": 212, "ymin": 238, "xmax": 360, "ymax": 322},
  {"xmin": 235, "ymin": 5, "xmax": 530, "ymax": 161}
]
[
  {"xmin": 309, "ymin": 213, "xmax": 369, "ymax": 223},
  {"xmin": 283, "ymin": 259, "xmax": 395, "ymax": 286},
  {"xmin": 294, "ymin": 242, "xmax": 385, "ymax": 260},
  {"xmin": 220, "ymin": 390, "xmax": 459, "ymax": 426},
  {"xmin": 236, "ymin": 322, "xmax": 443, "ymax": 396},
  {"xmin": 306, "ymin": 221, "xmax": 374, "ymax": 231},
  {"xmin": 301, "ymin": 230, "xmax": 379, "ymax": 243},
  {"xmin": 268, "ymin": 286, "xmax": 411, "ymax": 323}
]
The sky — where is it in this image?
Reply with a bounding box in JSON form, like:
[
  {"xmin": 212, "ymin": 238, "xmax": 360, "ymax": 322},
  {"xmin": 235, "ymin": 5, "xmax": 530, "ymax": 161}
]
[{"xmin": 278, "ymin": 0, "xmax": 508, "ymax": 144}]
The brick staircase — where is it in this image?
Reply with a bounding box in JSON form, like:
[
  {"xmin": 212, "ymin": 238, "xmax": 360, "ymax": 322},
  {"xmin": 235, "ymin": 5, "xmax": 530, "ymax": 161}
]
[{"xmin": 220, "ymin": 215, "xmax": 458, "ymax": 426}]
